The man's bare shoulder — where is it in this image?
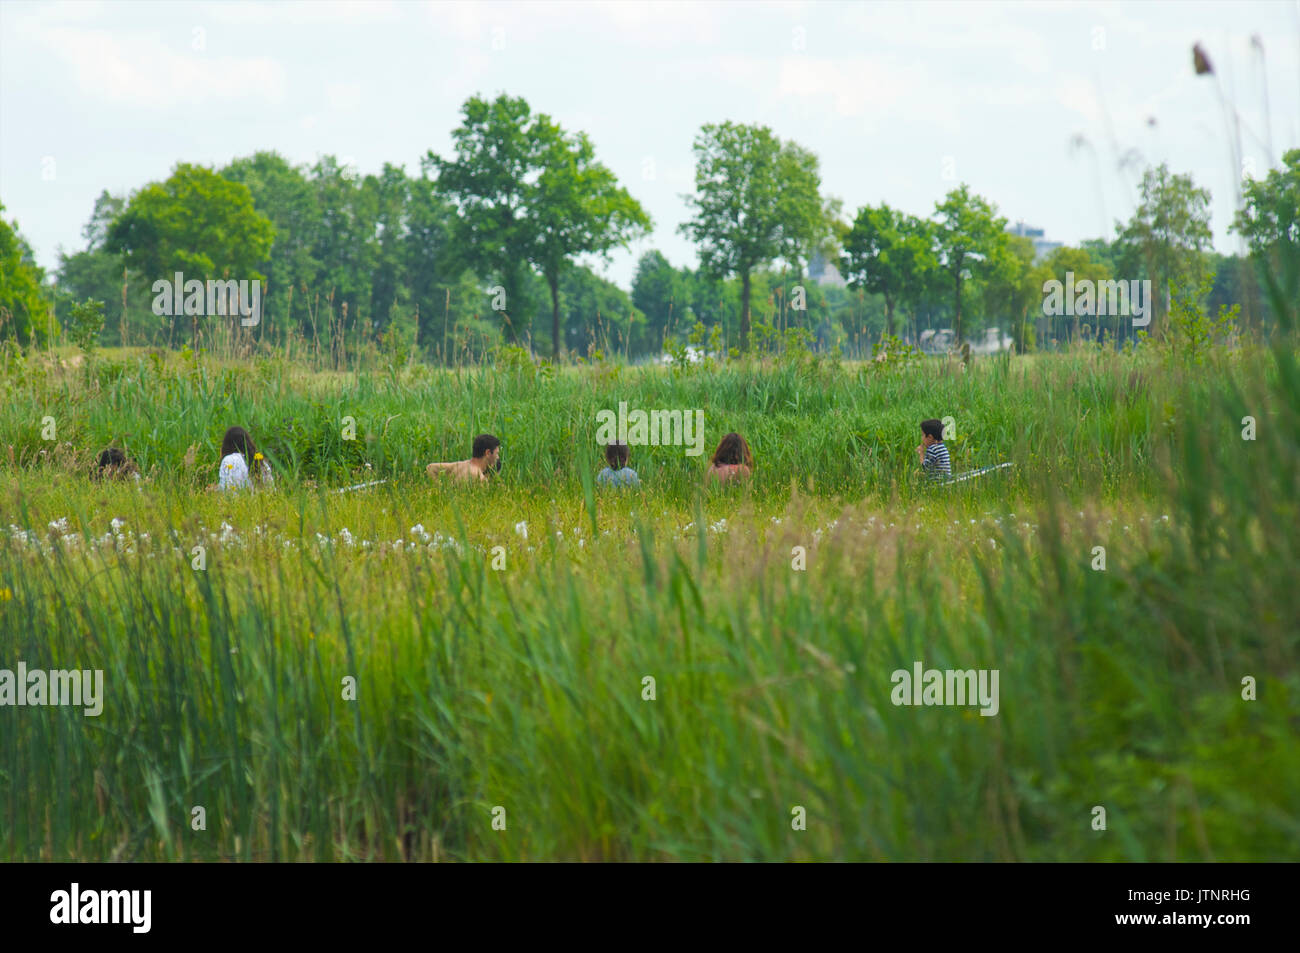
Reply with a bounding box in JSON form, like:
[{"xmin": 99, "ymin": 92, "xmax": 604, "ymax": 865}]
[{"xmin": 427, "ymin": 460, "xmax": 467, "ymax": 478}]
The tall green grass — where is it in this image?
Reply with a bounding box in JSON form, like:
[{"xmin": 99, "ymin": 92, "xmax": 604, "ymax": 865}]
[
  {"xmin": 1, "ymin": 342, "xmax": 1297, "ymax": 860},
  {"xmin": 0, "ymin": 345, "xmax": 1241, "ymax": 501}
]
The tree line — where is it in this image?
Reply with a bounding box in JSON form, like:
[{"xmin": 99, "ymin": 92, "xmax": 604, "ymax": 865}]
[{"xmin": 1, "ymin": 91, "xmax": 1295, "ymax": 361}]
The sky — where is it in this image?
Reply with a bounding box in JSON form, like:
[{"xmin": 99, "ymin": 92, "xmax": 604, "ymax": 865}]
[{"xmin": 2, "ymin": 0, "xmax": 1298, "ymax": 293}]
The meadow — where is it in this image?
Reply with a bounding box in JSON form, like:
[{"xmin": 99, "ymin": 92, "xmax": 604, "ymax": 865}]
[{"xmin": 1, "ymin": 339, "xmax": 1297, "ymax": 861}]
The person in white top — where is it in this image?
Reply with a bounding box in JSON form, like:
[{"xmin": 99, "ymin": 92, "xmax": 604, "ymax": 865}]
[{"xmin": 216, "ymin": 426, "xmax": 273, "ymax": 490}]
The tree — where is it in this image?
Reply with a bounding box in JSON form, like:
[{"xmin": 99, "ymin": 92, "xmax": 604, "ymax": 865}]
[
  {"xmin": 1232, "ymin": 148, "xmax": 1299, "ymax": 329},
  {"xmin": 65, "ymin": 298, "xmax": 106, "ymax": 353},
  {"xmin": 683, "ymin": 268, "xmax": 739, "ymax": 347},
  {"xmin": 679, "ymin": 121, "xmax": 826, "ymax": 352},
  {"xmin": 221, "ymin": 152, "xmax": 322, "ymax": 340},
  {"xmin": 632, "ymin": 250, "xmax": 692, "ymax": 353},
  {"xmin": 1080, "ymin": 237, "xmax": 1119, "ymax": 274},
  {"xmin": 55, "ymin": 190, "xmax": 145, "ymax": 346},
  {"xmin": 107, "ymin": 164, "xmax": 274, "ymax": 285},
  {"xmin": 551, "ymin": 264, "xmax": 641, "ymax": 358},
  {"xmin": 308, "ymin": 155, "xmax": 376, "ymax": 349},
  {"xmin": 428, "ymin": 94, "xmax": 548, "ymax": 345},
  {"xmin": 404, "ymin": 172, "xmax": 469, "ymax": 361},
  {"xmin": 531, "ymin": 119, "xmax": 650, "ymax": 359},
  {"xmin": 1029, "ymin": 246, "xmax": 1112, "ymax": 348},
  {"xmin": 980, "ymin": 233, "xmax": 1036, "ymax": 350},
  {"xmin": 362, "ymin": 163, "xmax": 413, "ymax": 335},
  {"xmin": 1114, "ymin": 163, "xmax": 1213, "ymax": 334},
  {"xmin": 841, "ymin": 203, "xmax": 934, "ymax": 338},
  {"xmin": 933, "ymin": 185, "xmax": 1008, "ymax": 343},
  {"xmin": 106, "ymin": 164, "xmax": 274, "ymax": 346},
  {"xmin": 0, "ymin": 207, "xmax": 56, "ymax": 346},
  {"xmin": 896, "ymin": 216, "xmax": 941, "ymax": 343},
  {"xmin": 1233, "ymin": 149, "xmax": 1299, "ymax": 253}
]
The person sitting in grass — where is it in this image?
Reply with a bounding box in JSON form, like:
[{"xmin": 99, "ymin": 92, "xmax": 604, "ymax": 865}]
[
  {"xmin": 917, "ymin": 418, "xmax": 951, "ymax": 480},
  {"xmin": 93, "ymin": 447, "xmax": 141, "ymax": 482},
  {"xmin": 426, "ymin": 433, "xmax": 500, "ymax": 483},
  {"xmin": 706, "ymin": 432, "xmax": 753, "ymax": 485},
  {"xmin": 217, "ymin": 426, "xmax": 273, "ymax": 490},
  {"xmin": 597, "ymin": 442, "xmax": 640, "ymax": 488}
]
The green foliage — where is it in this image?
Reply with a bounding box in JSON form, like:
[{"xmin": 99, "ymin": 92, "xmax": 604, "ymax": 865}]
[
  {"xmin": 2, "ymin": 338, "xmax": 1297, "ymax": 860},
  {"xmin": 428, "ymin": 94, "xmax": 551, "ymax": 344},
  {"xmin": 631, "ymin": 250, "xmax": 694, "ymax": 352},
  {"xmin": 664, "ymin": 321, "xmax": 723, "ymax": 376},
  {"xmin": 1146, "ymin": 271, "xmax": 1238, "ymax": 365},
  {"xmin": 220, "ymin": 151, "xmax": 323, "ymax": 339},
  {"xmin": 678, "ymin": 121, "xmax": 827, "ymax": 351},
  {"xmin": 1029, "ymin": 245, "xmax": 1115, "ymax": 348},
  {"xmin": 867, "ymin": 333, "xmax": 922, "ymax": 372},
  {"xmin": 531, "ymin": 117, "xmax": 651, "ymax": 358},
  {"xmin": 933, "ymin": 184, "xmax": 1009, "ymax": 342},
  {"xmin": 841, "ymin": 203, "xmax": 937, "ymax": 338},
  {"xmin": 66, "ymin": 298, "xmax": 106, "ymax": 353},
  {"xmin": 0, "ymin": 206, "xmax": 57, "ymax": 346},
  {"xmin": 549, "ymin": 263, "xmax": 642, "ymax": 360},
  {"xmin": 1232, "ymin": 148, "xmax": 1299, "ymax": 330},
  {"xmin": 107, "ymin": 163, "xmax": 274, "ymax": 285},
  {"xmin": 1232, "ymin": 148, "xmax": 1299, "ymax": 254},
  {"xmin": 1114, "ymin": 162, "xmax": 1214, "ymax": 333}
]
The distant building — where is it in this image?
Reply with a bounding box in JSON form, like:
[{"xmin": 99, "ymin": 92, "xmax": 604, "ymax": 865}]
[
  {"xmin": 1006, "ymin": 221, "xmax": 1063, "ymax": 262},
  {"xmin": 808, "ymin": 250, "xmax": 847, "ymax": 288},
  {"xmin": 919, "ymin": 327, "xmax": 1013, "ymax": 355}
]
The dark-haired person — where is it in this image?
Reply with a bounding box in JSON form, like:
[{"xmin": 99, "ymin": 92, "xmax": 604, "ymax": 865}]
[
  {"xmin": 94, "ymin": 447, "xmax": 141, "ymax": 482},
  {"xmin": 426, "ymin": 433, "xmax": 500, "ymax": 483},
  {"xmin": 706, "ymin": 432, "xmax": 753, "ymax": 485},
  {"xmin": 217, "ymin": 425, "xmax": 273, "ymax": 490},
  {"xmin": 597, "ymin": 442, "xmax": 640, "ymax": 488},
  {"xmin": 917, "ymin": 418, "xmax": 951, "ymax": 480}
]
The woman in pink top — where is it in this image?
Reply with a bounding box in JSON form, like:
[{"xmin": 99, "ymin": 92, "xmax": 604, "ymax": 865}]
[{"xmin": 706, "ymin": 432, "xmax": 753, "ymax": 485}]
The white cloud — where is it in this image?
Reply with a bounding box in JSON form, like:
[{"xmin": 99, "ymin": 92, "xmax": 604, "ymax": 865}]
[
  {"xmin": 196, "ymin": 0, "xmax": 403, "ymax": 26},
  {"xmin": 40, "ymin": 25, "xmax": 287, "ymax": 108},
  {"xmin": 776, "ymin": 55, "xmax": 943, "ymax": 121},
  {"xmin": 1057, "ymin": 73, "xmax": 1104, "ymax": 123},
  {"xmin": 326, "ymin": 82, "xmax": 362, "ymax": 112}
]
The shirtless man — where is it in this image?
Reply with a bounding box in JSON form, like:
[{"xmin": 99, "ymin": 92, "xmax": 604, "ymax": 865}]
[{"xmin": 426, "ymin": 433, "xmax": 501, "ymax": 483}]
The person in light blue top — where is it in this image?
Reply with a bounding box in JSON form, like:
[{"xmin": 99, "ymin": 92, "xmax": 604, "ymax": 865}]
[{"xmin": 596, "ymin": 442, "xmax": 640, "ymax": 488}]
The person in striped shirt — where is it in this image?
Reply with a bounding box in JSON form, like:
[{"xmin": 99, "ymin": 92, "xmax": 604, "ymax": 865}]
[{"xmin": 917, "ymin": 418, "xmax": 951, "ymax": 479}]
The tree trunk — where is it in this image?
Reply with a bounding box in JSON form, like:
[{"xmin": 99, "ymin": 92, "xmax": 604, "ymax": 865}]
[
  {"xmin": 953, "ymin": 271, "xmax": 963, "ymax": 343},
  {"xmin": 550, "ymin": 274, "xmax": 561, "ymax": 360},
  {"xmin": 884, "ymin": 293, "xmax": 895, "ymax": 338},
  {"xmin": 740, "ymin": 271, "xmax": 752, "ymax": 352},
  {"xmin": 500, "ymin": 271, "xmax": 520, "ymax": 345}
]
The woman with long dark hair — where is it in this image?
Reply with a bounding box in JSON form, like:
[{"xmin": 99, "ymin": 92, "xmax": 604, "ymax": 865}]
[
  {"xmin": 705, "ymin": 432, "xmax": 753, "ymax": 485},
  {"xmin": 217, "ymin": 426, "xmax": 273, "ymax": 490}
]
